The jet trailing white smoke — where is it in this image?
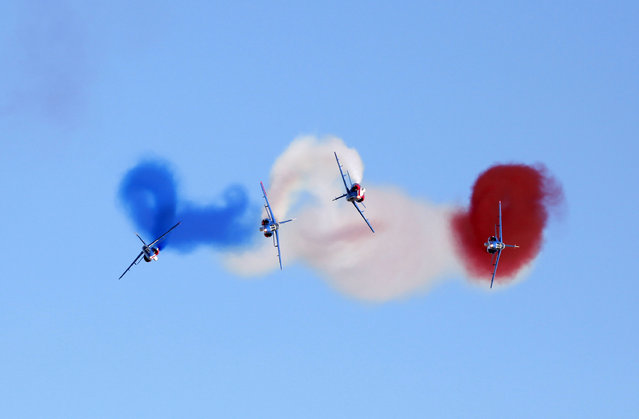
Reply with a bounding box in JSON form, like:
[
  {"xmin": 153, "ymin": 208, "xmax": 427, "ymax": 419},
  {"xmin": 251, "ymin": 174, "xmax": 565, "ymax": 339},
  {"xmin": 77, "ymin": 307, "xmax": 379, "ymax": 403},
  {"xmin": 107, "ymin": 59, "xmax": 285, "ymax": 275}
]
[{"xmin": 224, "ymin": 136, "xmax": 463, "ymax": 301}]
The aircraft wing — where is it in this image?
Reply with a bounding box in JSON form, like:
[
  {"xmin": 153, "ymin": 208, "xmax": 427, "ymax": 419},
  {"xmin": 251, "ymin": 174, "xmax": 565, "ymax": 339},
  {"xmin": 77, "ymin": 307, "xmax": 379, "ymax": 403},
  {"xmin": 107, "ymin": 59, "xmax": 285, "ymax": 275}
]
[
  {"xmin": 119, "ymin": 251, "xmax": 144, "ymax": 280},
  {"xmin": 260, "ymin": 181, "xmax": 277, "ymax": 223},
  {"xmin": 148, "ymin": 221, "xmax": 181, "ymax": 247},
  {"xmin": 352, "ymin": 201, "xmax": 375, "ymax": 233},
  {"xmin": 334, "ymin": 152, "xmax": 350, "ymax": 192},
  {"xmin": 490, "ymin": 249, "xmax": 502, "ymax": 288},
  {"xmin": 274, "ymin": 229, "xmax": 282, "ymax": 270}
]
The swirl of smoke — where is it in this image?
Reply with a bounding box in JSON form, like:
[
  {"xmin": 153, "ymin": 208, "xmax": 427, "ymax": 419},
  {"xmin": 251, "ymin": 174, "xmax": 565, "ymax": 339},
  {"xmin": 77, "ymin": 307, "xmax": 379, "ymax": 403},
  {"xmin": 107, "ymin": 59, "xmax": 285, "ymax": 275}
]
[
  {"xmin": 224, "ymin": 136, "xmax": 461, "ymax": 301},
  {"xmin": 119, "ymin": 160, "xmax": 255, "ymax": 251}
]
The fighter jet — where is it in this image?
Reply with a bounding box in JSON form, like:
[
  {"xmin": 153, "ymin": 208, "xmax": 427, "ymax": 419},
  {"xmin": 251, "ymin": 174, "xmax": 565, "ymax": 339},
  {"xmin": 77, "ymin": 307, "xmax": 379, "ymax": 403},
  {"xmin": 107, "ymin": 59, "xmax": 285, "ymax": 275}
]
[
  {"xmin": 118, "ymin": 221, "xmax": 181, "ymax": 280},
  {"xmin": 485, "ymin": 202, "xmax": 519, "ymax": 288},
  {"xmin": 259, "ymin": 181, "xmax": 294, "ymax": 270},
  {"xmin": 332, "ymin": 152, "xmax": 374, "ymax": 233}
]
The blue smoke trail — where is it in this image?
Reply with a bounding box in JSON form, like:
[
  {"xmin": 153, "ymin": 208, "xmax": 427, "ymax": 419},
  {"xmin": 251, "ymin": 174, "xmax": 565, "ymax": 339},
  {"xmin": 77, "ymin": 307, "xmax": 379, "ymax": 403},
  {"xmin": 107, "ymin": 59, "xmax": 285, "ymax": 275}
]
[{"xmin": 118, "ymin": 160, "xmax": 257, "ymax": 251}]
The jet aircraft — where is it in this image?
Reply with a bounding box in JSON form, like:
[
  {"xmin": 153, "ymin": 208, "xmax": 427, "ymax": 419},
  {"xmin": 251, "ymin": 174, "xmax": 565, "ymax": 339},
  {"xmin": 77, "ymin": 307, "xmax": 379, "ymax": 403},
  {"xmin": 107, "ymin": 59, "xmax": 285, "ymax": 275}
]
[
  {"xmin": 485, "ymin": 201, "xmax": 519, "ymax": 288},
  {"xmin": 260, "ymin": 181, "xmax": 295, "ymax": 270},
  {"xmin": 118, "ymin": 221, "xmax": 181, "ymax": 280},
  {"xmin": 332, "ymin": 152, "xmax": 374, "ymax": 233}
]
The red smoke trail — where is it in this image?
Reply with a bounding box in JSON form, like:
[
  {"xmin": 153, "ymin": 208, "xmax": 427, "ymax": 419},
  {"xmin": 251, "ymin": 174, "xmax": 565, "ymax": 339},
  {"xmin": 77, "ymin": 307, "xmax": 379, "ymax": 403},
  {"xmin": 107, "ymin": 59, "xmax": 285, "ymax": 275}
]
[{"xmin": 451, "ymin": 164, "xmax": 563, "ymax": 285}]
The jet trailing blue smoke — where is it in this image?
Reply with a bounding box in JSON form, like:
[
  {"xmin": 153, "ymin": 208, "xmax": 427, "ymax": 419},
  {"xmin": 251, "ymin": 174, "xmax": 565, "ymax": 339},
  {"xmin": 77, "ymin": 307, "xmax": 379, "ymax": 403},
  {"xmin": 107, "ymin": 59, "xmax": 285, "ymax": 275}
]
[{"xmin": 118, "ymin": 161, "xmax": 256, "ymax": 251}]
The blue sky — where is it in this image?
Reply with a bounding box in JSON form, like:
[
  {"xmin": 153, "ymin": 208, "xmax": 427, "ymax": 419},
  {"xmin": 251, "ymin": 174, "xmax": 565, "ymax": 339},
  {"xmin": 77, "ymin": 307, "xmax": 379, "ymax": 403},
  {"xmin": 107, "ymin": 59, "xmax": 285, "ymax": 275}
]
[{"xmin": 1, "ymin": 1, "xmax": 638, "ymax": 417}]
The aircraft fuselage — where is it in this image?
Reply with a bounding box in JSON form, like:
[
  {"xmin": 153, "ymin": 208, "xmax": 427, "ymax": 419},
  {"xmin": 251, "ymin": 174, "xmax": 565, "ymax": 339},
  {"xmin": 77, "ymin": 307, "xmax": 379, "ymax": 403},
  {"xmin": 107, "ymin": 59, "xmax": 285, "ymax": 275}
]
[
  {"xmin": 345, "ymin": 183, "xmax": 365, "ymax": 203},
  {"xmin": 260, "ymin": 218, "xmax": 278, "ymax": 238},
  {"xmin": 143, "ymin": 245, "xmax": 160, "ymax": 262},
  {"xmin": 484, "ymin": 237, "xmax": 506, "ymax": 254}
]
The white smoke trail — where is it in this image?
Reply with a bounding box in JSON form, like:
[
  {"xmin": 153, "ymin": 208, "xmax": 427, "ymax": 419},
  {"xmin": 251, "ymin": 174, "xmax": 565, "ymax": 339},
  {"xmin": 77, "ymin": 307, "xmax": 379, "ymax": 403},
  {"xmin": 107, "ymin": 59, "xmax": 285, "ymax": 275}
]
[{"xmin": 223, "ymin": 136, "xmax": 464, "ymax": 301}]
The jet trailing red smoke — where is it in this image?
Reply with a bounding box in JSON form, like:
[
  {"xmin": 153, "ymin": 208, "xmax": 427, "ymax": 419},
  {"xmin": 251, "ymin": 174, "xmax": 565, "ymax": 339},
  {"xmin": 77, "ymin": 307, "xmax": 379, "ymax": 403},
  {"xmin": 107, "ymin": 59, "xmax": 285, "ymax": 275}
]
[{"xmin": 451, "ymin": 164, "xmax": 563, "ymax": 285}]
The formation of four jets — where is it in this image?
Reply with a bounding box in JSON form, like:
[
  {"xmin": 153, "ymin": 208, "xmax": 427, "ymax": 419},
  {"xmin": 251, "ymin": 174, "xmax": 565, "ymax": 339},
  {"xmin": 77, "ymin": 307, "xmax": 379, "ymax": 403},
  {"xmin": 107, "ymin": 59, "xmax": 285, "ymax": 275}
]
[{"xmin": 119, "ymin": 152, "xmax": 519, "ymax": 287}]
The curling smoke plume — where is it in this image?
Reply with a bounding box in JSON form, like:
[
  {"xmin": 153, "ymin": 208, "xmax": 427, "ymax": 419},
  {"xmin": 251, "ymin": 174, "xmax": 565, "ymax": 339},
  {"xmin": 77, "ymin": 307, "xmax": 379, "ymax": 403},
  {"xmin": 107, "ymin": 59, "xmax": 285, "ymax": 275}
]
[
  {"xmin": 451, "ymin": 164, "xmax": 564, "ymax": 287},
  {"xmin": 118, "ymin": 161, "xmax": 255, "ymax": 251},
  {"xmin": 223, "ymin": 136, "xmax": 461, "ymax": 301}
]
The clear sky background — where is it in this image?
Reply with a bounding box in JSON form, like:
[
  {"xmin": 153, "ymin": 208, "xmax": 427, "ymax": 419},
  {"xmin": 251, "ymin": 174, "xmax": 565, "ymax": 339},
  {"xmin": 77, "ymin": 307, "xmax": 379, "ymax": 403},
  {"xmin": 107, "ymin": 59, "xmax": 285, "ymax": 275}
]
[{"xmin": 1, "ymin": 1, "xmax": 637, "ymax": 418}]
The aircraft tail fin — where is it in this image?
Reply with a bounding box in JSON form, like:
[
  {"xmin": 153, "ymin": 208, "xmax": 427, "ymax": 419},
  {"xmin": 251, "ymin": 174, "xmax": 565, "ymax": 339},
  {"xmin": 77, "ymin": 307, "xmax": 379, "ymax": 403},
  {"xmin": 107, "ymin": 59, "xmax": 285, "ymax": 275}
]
[{"xmin": 136, "ymin": 233, "xmax": 147, "ymax": 246}]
